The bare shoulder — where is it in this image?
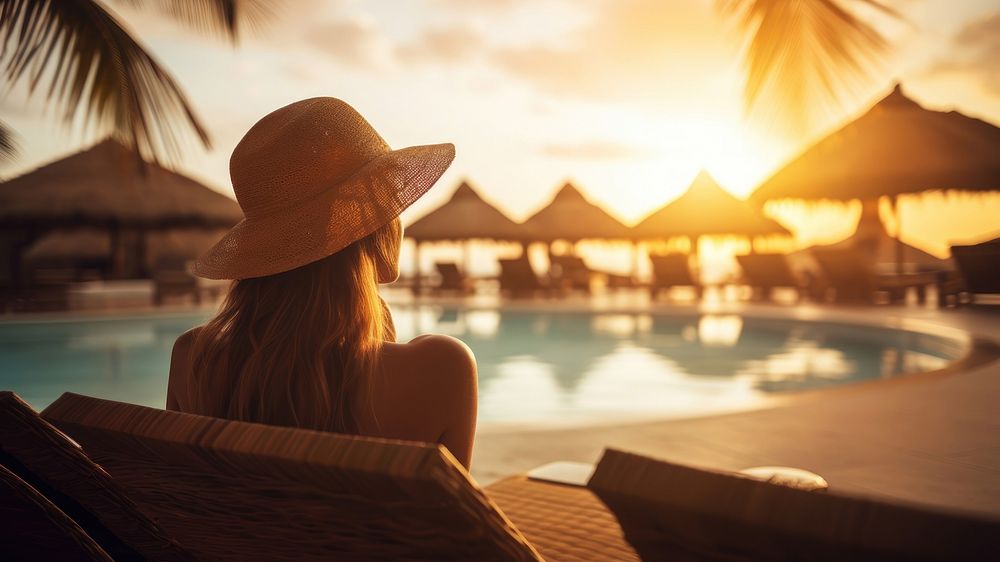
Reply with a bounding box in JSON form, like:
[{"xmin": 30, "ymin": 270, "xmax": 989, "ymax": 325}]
[
  {"xmin": 408, "ymin": 334, "xmax": 475, "ymax": 366},
  {"xmin": 172, "ymin": 326, "xmax": 202, "ymax": 361},
  {"xmin": 383, "ymin": 334, "xmax": 477, "ymax": 385}
]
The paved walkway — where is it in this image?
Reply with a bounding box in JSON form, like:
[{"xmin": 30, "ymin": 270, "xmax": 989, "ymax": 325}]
[{"xmin": 471, "ymin": 303, "xmax": 1000, "ymax": 517}]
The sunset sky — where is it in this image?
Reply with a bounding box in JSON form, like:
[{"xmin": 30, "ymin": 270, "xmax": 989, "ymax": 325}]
[{"xmin": 2, "ymin": 0, "xmax": 999, "ymax": 257}]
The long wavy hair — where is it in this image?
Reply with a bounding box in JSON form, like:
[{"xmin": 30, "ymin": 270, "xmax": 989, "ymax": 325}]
[{"xmin": 189, "ymin": 219, "xmax": 401, "ymax": 433}]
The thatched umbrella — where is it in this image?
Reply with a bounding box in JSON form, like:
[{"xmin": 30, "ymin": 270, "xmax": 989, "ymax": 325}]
[
  {"xmin": 0, "ymin": 138, "xmax": 241, "ymax": 283},
  {"xmin": 522, "ymin": 182, "xmax": 631, "ymax": 243},
  {"xmin": 404, "ymin": 180, "xmax": 529, "ymax": 279},
  {"xmin": 751, "ymin": 83, "xmax": 1000, "ymax": 273},
  {"xmin": 521, "ymin": 181, "xmax": 633, "ymax": 279},
  {"xmin": 21, "ymin": 228, "xmax": 228, "ymax": 274},
  {"xmin": 632, "ymin": 171, "xmax": 790, "ymax": 284},
  {"xmin": 633, "ymin": 170, "xmax": 790, "ymax": 246},
  {"xmin": 23, "ymin": 229, "xmax": 111, "ymax": 272}
]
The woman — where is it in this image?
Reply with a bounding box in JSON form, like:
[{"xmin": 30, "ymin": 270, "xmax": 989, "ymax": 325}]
[{"xmin": 166, "ymin": 98, "xmax": 477, "ymax": 467}]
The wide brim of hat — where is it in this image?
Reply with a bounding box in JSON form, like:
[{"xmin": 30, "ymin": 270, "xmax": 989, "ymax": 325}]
[{"xmin": 193, "ymin": 142, "xmax": 455, "ymax": 280}]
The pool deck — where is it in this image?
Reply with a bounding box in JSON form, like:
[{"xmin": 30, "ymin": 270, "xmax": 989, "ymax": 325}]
[{"xmin": 467, "ymin": 300, "xmax": 1000, "ymax": 518}]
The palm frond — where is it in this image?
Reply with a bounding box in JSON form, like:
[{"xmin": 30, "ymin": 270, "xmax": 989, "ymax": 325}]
[
  {"xmin": 115, "ymin": 0, "xmax": 275, "ymax": 43},
  {"xmin": 0, "ymin": 120, "xmax": 17, "ymax": 162},
  {"xmin": 0, "ymin": 0, "xmax": 211, "ymax": 166},
  {"xmin": 720, "ymin": 0, "xmax": 901, "ymax": 135}
]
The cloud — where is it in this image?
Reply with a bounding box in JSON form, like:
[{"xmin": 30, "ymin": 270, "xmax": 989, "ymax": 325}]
[
  {"xmin": 396, "ymin": 27, "xmax": 486, "ymax": 64},
  {"xmin": 928, "ymin": 11, "xmax": 1000, "ymax": 95},
  {"xmin": 425, "ymin": 0, "xmax": 523, "ymax": 13},
  {"xmin": 489, "ymin": 0, "xmax": 726, "ymax": 105},
  {"xmin": 303, "ymin": 15, "xmax": 392, "ymax": 69},
  {"xmin": 541, "ymin": 140, "xmax": 652, "ymax": 160}
]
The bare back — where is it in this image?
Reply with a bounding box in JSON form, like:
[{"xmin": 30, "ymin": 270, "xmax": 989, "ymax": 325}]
[{"xmin": 168, "ymin": 330, "xmax": 478, "ymax": 467}]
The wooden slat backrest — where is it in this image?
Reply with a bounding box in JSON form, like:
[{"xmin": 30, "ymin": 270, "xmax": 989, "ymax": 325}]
[
  {"xmin": 0, "ymin": 392, "xmax": 193, "ymax": 561},
  {"xmin": 42, "ymin": 393, "xmax": 543, "ymax": 562},
  {"xmin": 588, "ymin": 448, "xmax": 1000, "ymax": 562},
  {"xmin": 435, "ymin": 261, "xmax": 465, "ymax": 289},
  {"xmin": 0, "ymin": 463, "xmax": 112, "ymax": 562},
  {"xmin": 648, "ymin": 255, "xmax": 696, "ymax": 286},
  {"xmin": 499, "ymin": 257, "xmax": 544, "ymax": 292},
  {"xmin": 736, "ymin": 254, "xmax": 799, "ymax": 288},
  {"xmin": 951, "ymin": 243, "xmax": 1000, "ymax": 294},
  {"xmin": 812, "ymin": 249, "xmax": 876, "ymax": 290}
]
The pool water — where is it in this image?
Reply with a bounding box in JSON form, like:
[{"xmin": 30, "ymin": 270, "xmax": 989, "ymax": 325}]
[{"xmin": 0, "ymin": 307, "xmax": 961, "ymax": 426}]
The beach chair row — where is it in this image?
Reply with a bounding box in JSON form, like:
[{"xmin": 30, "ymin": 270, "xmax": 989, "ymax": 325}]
[
  {"xmin": 1, "ymin": 390, "xmax": 997, "ymax": 561},
  {"xmin": 419, "ymin": 241, "xmax": 999, "ymax": 306}
]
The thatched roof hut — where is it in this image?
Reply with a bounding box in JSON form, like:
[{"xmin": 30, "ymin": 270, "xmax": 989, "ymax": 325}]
[
  {"xmin": 0, "ymin": 139, "xmax": 241, "ymax": 283},
  {"xmin": 405, "ymin": 180, "xmax": 529, "ymax": 242},
  {"xmin": 21, "ymin": 228, "xmax": 228, "ymax": 271},
  {"xmin": 751, "ymin": 84, "xmax": 1000, "ymax": 204},
  {"xmin": 750, "ymin": 84, "xmax": 996, "ymax": 272},
  {"xmin": 522, "ymin": 182, "xmax": 631, "ymax": 243},
  {"xmin": 633, "ymin": 171, "xmax": 790, "ymax": 241},
  {"xmin": 0, "ymin": 138, "xmax": 242, "ymax": 228},
  {"xmin": 23, "ymin": 229, "xmax": 111, "ymax": 266}
]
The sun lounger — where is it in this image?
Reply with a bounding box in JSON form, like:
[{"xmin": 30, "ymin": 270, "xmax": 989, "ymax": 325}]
[
  {"xmin": 647, "ymin": 254, "xmax": 701, "ymax": 299},
  {"xmin": 434, "ymin": 261, "xmax": 472, "ymax": 293},
  {"xmin": 549, "ymin": 255, "xmax": 632, "ymax": 294},
  {"xmin": 736, "ymin": 253, "xmax": 808, "ymax": 301},
  {"xmin": 950, "ymin": 238, "xmax": 1000, "ymax": 305},
  {"xmin": 18, "ymin": 389, "xmax": 996, "ymax": 561},
  {"xmin": 0, "ymin": 392, "xmax": 194, "ymax": 560},
  {"xmin": 41, "ymin": 392, "xmax": 544, "ymax": 561},
  {"xmin": 0, "ymin": 463, "xmax": 114, "ymax": 561},
  {"xmin": 548, "ymin": 255, "xmax": 593, "ymax": 293},
  {"xmin": 812, "ymin": 248, "xmax": 940, "ymax": 304},
  {"xmin": 587, "ymin": 448, "xmax": 1000, "ymax": 562},
  {"xmin": 499, "ymin": 256, "xmax": 547, "ymax": 298}
]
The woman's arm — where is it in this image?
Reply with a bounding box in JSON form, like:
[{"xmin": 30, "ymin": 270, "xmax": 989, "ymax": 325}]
[
  {"xmin": 410, "ymin": 335, "xmax": 478, "ymax": 468},
  {"xmin": 438, "ymin": 344, "xmax": 478, "ymax": 468}
]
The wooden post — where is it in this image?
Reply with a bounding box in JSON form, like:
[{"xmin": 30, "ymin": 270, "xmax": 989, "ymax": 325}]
[
  {"xmin": 463, "ymin": 240, "xmax": 472, "ymax": 276},
  {"xmin": 136, "ymin": 227, "xmax": 149, "ymax": 278},
  {"xmin": 412, "ymin": 240, "xmax": 421, "ymax": 294},
  {"xmin": 630, "ymin": 240, "xmax": 640, "ymax": 281},
  {"xmin": 110, "ymin": 223, "xmax": 125, "ymax": 279},
  {"xmin": 892, "ymin": 196, "xmax": 904, "ymax": 277}
]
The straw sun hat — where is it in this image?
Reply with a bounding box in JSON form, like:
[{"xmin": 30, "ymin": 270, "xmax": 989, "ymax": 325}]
[{"xmin": 193, "ymin": 97, "xmax": 455, "ymax": 279}]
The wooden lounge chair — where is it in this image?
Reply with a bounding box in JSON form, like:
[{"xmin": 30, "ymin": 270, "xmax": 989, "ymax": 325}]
[
  {"xmin": 0, "ymin": 392, "xmax": 193, "ymax": 560},
  {"xmin": 498, "ymin": 256, "xmax": 547, "ymax": 298},
  {"xmin": 548, "ymin": 255, "xmax": 593, "ymax": 293},
  {"xmin": 736, "ymin": 253, "xmax": 808, "ymax": 301},
  {"xmin": 647, "ymin": 254, "xmax": 701, "ymax": 299},
  {"xmin": 950, "ymin": 237, "xmax": 1000, "ymax": 305},
  {"xmin": 0, "ymin": 464, "xmax": 112, "ymax": 561},
  {"xmin": 812, "ymin": 248, "xmax": 940, "ymax": 304},
  {"xmin": 588, "ymin": 448, "xmax": 1000, "ymax": 562},
  {"xmin": 8, "ymin": 391, "xmax": 639, "ymax": 561},
  {"xmin": 434, "ymin": 261, "xmax": 472, "ymax": 294},
  {"xmin": 549, "ymin": 255, "xmax": 632, "ymax": 294},
  {"xmin": 41, "ymin": 393, "xmax": 547, "ymax": 561}
]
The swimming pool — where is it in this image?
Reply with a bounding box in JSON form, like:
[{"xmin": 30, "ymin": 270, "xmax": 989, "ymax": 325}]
[{"xmin": 0, "ymin": 306, "xmax": 965, "ymax": 426}]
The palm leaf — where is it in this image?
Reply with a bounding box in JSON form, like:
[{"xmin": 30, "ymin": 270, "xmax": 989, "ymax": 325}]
[
  {"xmin": 116, "ymin": 0, "xmax": 274, "ymax": 43},
  {"xmin": 720, "ymin": 0, "xmax": 901, "ymax": 134},
  {"xmin": 0, "ymin": 120, "xmax": 17, "ymax": 162},
  {"xmin": 0, "ymin": 0, "xmax": 213, "ymax": 165}
]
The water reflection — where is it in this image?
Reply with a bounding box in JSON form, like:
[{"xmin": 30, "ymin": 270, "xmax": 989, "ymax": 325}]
[
  {"xmin": 0, "ymin": 308, "xmax": 955, "ymax": 423},
  {"xmin": 697, "ymin": 315, "xmax": 743, "ymax": 347}
]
